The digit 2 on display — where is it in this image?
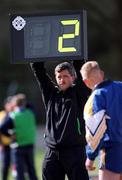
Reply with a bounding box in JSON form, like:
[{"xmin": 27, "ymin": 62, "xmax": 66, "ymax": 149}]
[{"xmin": 10, "ymin": 10, "xmax": 88, "ymax": 63}]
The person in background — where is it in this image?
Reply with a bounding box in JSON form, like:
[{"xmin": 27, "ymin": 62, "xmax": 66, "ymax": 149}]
[
  {"xmin": 0, "ymin": 96, "xmax": 14, "ymax": 180},
  {"xmin": 30, "ymin": 60, "xmax": 90, "ymax": 180},
  {"xmin": 0, "ymin": 93, "xmax": 38, "ymax": 180},
  {"xmin": 80, "ymin": 61, "xmax": 122, "ymax": 180}
]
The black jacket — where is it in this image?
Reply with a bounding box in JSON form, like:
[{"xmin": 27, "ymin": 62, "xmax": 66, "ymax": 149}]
[{"xmin": 31, "ymin": 61, "xmax": 90, "ymax": 149}]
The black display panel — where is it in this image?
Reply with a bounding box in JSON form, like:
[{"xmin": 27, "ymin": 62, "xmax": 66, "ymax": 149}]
[{"xmin": 10, "ymin": 11, "xmax": 88, "ymax": 63}]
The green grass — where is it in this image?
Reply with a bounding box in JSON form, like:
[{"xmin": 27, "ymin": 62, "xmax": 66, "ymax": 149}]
[
  {"xmin": 7, "ymin": 149, "xmax": 98, "ymax": 180},
  {"xmin": 35, "ymin": 149, "xmax": 44, "ymax": 180}
]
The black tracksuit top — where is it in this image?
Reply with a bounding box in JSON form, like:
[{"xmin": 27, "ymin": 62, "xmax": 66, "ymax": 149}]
[{"xmin": 31, "ymin": 61, "xmax": 90, "ymax": 150}]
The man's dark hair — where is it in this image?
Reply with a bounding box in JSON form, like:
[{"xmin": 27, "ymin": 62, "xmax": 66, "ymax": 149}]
[
  {"xmin": 14, "ymin": 93, "xmax": 27, "ymax": 107},
  {"xmin": 55, "ymin": 62, "xmax": 77, "ymax": 78}
]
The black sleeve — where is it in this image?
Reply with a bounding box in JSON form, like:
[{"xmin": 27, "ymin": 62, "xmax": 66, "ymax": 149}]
[
  {"xmin": 30, "ymin": 62, "xmax": 56, "ymax": 107},
  {"xmin": 73, "ymin": 60, "xmax": 91, "ymax": 107},
  {"xmin": 73, "ymin": 60, "xmax": 84, "ymax": 81}
]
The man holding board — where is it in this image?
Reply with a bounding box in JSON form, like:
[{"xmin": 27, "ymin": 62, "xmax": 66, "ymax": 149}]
[
  {"xmin": 10, "ymin": 10, "xmax": 90, "ymax": 179},
  {"xmin": 30, "ymin": 60, "xmax": 90, "ymax": 180}
]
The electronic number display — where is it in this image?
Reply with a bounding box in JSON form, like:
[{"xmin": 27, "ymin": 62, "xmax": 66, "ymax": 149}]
[{"xmin": 10, "ymin": 11, "xmax": 88, "ymax": 63}]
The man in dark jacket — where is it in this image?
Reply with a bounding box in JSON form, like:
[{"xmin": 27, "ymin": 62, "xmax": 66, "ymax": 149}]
[{"xmin": 31, "ymin": 60, "xmax": 90, "ymax": 180}]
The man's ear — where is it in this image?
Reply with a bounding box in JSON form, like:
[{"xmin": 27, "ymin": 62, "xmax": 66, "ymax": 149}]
[
  {"xmin": 83, "ymin": 79, "xmax": 93, "ymax": 90},
  {"xmin": 100, "ymin": 70, "xmax": 104, "ymax": 79},
  {"xmin": 72, "ymin": 76, "xmax": 76, "ymax": 82},
  {"xmin": 83, "ymin": 79, "xmax": 89, "ymax": 86}
]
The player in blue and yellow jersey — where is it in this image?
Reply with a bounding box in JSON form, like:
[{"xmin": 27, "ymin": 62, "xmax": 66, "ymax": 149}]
[{"xmin": 80, "ymin": 61, "xmax": 122, "ymax": 180}]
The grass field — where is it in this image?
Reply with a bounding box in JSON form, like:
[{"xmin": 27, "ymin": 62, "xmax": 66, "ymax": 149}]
[{"xmin": 7, "ymin": 148, "xmax": 98, "ymax": 180}]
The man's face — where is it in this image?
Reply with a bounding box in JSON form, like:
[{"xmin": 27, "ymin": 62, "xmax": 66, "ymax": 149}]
[
  {"xmin": 55, "ymin": 69, "xmax": 75, "ymax": 91},
  {"xmin": 4, "ymin": 102, "xmax": 14, "ymax": 112}
]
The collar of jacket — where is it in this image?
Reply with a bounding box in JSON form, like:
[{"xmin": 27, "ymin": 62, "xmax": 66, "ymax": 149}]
[{"xmin": 94, "ymin": 79, "xmax": 112, "ymax": 90}]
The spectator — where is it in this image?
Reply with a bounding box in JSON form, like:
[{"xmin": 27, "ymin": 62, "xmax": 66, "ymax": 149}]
[
  {"xmin": 0, "ymin": 93, "xmax": 38, "ymax": 180},
  {"xmin": 0, "ymin": 96, "xmax": 14, "ymax": 180}
]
